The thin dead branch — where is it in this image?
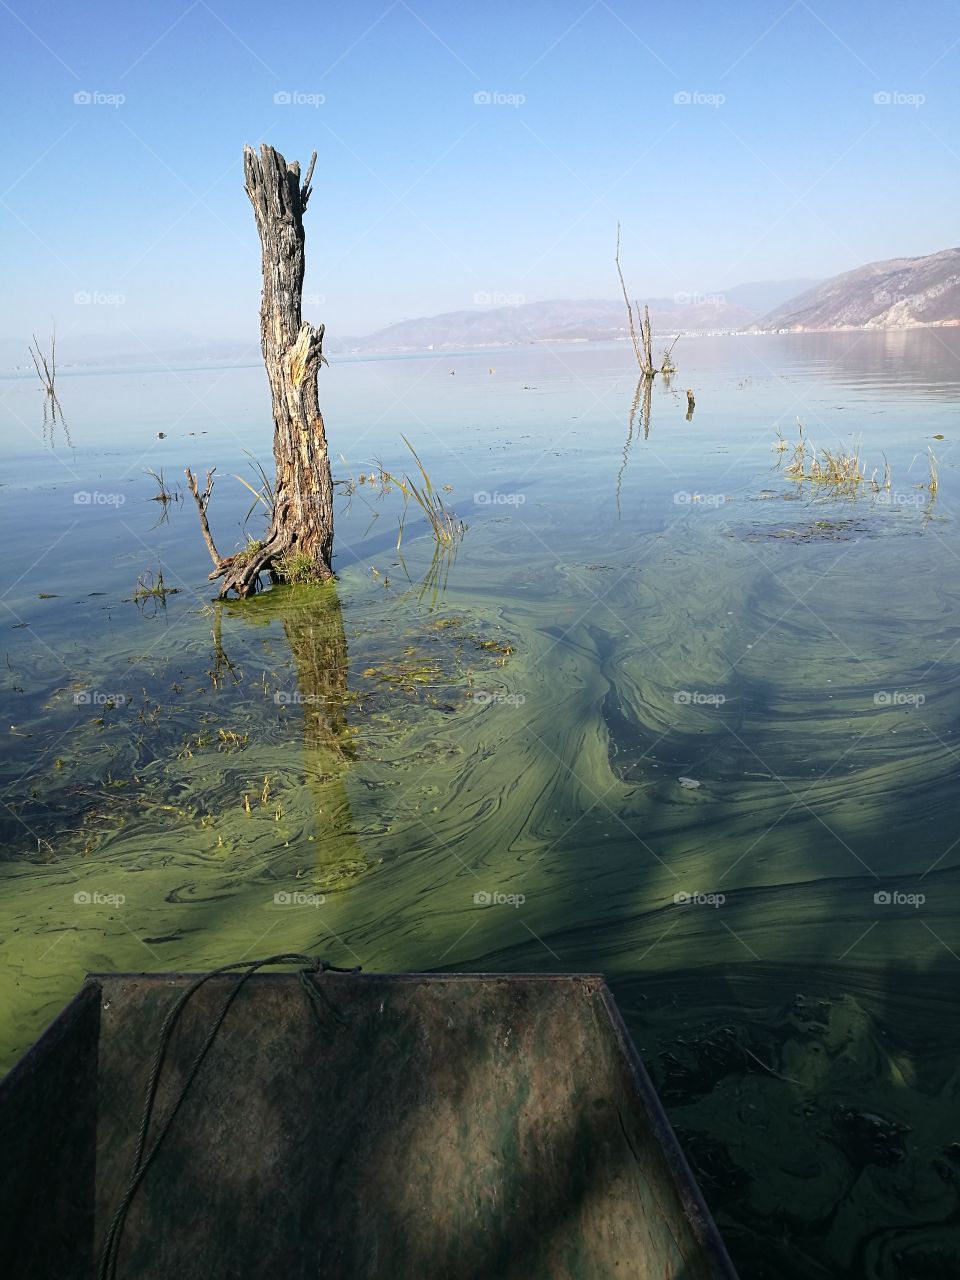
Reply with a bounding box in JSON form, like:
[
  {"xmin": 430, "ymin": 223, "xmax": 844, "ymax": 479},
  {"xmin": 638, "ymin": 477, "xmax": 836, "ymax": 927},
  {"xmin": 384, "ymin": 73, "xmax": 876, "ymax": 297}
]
[
  {"xmin": 185, "ymin": 468, "xmax": 222, "ymax": 568},
  {"xmin": 614, "ymin": 228, "xmax": 658, "ymax": 377},
  {"xmin": 615, "ymin": 224, "xmax": 645, "ymax": 371},
  {"xmin": 29, "ymin": 329, "xmax": 69, "ymax": 442}
]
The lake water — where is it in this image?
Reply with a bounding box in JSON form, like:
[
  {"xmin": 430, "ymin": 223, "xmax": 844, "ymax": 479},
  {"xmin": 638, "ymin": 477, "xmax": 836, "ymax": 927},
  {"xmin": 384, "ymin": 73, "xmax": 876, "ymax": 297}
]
[{"xmin": 2, "ymin": 330, "xmax": 960, "ymax": 1278}]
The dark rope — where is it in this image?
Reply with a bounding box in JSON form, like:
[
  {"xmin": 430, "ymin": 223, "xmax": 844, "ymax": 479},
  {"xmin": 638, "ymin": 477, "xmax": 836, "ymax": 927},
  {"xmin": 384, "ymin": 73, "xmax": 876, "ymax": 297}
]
[{"xmin": 98, "ymin": 953, "xmax": 360, "ymax": 1280}]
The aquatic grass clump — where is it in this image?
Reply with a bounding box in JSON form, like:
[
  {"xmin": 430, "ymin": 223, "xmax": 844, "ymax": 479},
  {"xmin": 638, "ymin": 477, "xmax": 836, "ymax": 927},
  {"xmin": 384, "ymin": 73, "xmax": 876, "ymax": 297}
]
[
  {"xmin": 773, "ymin": 428, "xmax": 941, "ymax": 522},
  {"xmin": 145, "ymin": 468, "xmax": 180, "ymax": 505},
  {"xmin": 233, "ymin": 451, "xmax": 275, "ymax": 525},
  {"xmin": 926, "ymin": 449, "xmax": 939, "ymax": 496},
  {"xmin": 231, "ymin": 538, "xmax": 265, "ymax": 568},
  {"xmin": 145, "ymin": 468, "xmax": 182, "ymax": 527},
  {"xmin": 869, "ymin": 457, "xmax": 893, "ymax": 494},
  {"xmin": 808, "ymin": 444, "xmax": 864, "ymax": 489},
  {"xmin": 134, "ymin": 567, "xmax": 179, "ymax": 601},
  {"xmin": 275, "ymin": 550, "xmax": 318, "ymax": 584},
  {"xmin": 780, "ymin": 424, "xmax": 867, "ymax": 495},
  {"xmin": 360, "ymin": 652, "xmax": 445, "ymax": 692},
  {"xmin": 379, "ymin": 435, "xmax": 466, "ymax": 549}
]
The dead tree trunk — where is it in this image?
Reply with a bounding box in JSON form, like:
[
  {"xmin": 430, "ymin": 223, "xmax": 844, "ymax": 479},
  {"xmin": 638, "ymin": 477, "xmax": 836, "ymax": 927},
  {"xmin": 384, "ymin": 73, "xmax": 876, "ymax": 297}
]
[
  {"xmin": 639, "ymin": 305, "xmax": 655, "ymax": 378},
  {"xmin": 190, "ymin": 144, "xmax": 334, "ymax": 598}
]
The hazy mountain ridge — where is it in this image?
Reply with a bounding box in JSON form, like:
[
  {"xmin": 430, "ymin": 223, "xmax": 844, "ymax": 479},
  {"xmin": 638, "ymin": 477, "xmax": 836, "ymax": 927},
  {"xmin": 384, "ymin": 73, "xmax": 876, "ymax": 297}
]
[
  {"xmin": 340, "ymin": 280, "xmax": 816, "ymax": 353},
  {"xmin": 8, "ymin": 251, "xmax": 960, "ymax": 370},
  {"xmin": 758, "ymin": 248, "xmax": 960, "ymax": 332}
]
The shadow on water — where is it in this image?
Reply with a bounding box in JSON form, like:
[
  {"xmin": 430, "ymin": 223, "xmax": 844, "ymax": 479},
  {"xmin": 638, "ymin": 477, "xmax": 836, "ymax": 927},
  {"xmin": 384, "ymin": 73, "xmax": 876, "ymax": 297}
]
[
  {"xmin": 448, "ymin": 727, "xmax": 960, "ymax": 1280},
  {"xmin": 589, "ymin": 602, "xmax": 960, "ymax": 1276},
  {"xmin": 411, "ymin": 481, "xmax": 960, "ymax": 1278},
  {"xmin": 617, "ymin": 956, "xmax": 960, "ymax": 1280},
  {"xmin": 445, "ymin": 877, "xmax": 960, "ymax": 1276}
]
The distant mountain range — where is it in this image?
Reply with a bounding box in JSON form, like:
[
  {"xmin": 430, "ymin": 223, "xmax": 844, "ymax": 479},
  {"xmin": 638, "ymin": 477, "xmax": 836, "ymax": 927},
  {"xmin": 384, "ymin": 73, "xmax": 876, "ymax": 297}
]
[
  {"xmin": 1, "ymin": 279, "xmax": 810, "ymax": 371},
  {"xmin": 5, "ymin": 251, "xmax": 958, "ymax": 373},
  {"xmin": 757, "ymin": 248, "xmax": 960, "ymax": 332},
  {"xmin": 345, "ymin": 251, "xmax": 960, "ymax": 350},
  {"xmin": 335, "ymin": 280, "xmax": 817, "ymax": 353}
]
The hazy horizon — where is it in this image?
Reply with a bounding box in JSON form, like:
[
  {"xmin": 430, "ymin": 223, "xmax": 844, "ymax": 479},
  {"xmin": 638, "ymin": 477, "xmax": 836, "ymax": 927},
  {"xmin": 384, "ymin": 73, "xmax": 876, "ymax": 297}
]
[
  {"xmin": 3, "ymin": 0, "xmax": 958, "ymax": 362},
  {"xmin": 0, "ymin": 275, "xmax": 824, "ymax": 370}
]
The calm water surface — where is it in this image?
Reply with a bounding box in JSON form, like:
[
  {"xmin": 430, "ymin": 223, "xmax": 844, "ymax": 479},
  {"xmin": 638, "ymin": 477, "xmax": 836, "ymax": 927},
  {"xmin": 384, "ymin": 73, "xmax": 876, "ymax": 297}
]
[{"xmin": 2, "ymin": 331, "xmax": 960, "ymax": 1278}]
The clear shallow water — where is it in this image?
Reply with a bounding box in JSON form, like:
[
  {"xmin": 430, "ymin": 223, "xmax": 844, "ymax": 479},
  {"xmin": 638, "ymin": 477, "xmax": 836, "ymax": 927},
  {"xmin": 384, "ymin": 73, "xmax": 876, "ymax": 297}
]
[{"xmin": 2, "ymin": 331, "xmax": 960, "ymax": 1277}]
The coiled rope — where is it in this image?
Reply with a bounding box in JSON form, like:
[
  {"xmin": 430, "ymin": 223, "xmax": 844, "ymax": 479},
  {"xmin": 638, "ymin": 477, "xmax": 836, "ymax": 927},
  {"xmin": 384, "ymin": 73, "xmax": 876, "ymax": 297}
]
[{"xmin": 98, "ymin": 953, "xmax": 360, "ymax": 1280}]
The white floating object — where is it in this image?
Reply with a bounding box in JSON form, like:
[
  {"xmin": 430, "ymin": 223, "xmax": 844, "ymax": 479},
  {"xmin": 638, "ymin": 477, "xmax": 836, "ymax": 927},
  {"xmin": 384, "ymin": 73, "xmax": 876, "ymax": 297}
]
[{"xmin": 678, "ymin": 777, "xmax": 701, "ymax": 790}]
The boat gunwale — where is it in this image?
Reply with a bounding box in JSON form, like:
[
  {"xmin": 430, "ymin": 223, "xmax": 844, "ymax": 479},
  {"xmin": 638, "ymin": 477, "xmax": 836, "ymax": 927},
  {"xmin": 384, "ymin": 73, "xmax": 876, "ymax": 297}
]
[{"xmin": 1, "ymin": 970, "xmax": 739, "ymax": 1278}]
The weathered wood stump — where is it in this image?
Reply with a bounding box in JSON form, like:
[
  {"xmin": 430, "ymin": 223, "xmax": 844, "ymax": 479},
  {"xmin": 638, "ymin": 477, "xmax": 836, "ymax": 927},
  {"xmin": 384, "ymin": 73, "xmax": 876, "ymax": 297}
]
[{"xmin": 188, "ymin": 144, "xmax": 334, "ymax": 598}]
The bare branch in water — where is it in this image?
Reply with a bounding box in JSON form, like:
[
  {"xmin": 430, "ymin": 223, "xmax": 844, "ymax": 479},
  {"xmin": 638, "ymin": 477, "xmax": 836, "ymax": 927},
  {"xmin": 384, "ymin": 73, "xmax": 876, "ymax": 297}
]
[
  {"xmin": 185, "ymin": 468, "xmax": 222, "ymax": 568},
  {"xmin": 614, "ymin": 224, "xmax": 645, "ymax": 371},
  {"xmin": 614, "ymin": 229, "xmax": 660, "ymax": 377},
  {"xmin": 29, "ymin": 328, "xmax": 70, "ymax": 444}
]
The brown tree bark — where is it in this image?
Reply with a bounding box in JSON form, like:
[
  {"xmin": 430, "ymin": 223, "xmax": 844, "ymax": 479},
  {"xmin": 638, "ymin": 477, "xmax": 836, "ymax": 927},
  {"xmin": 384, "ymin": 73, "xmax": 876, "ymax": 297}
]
[{"xmin": 190, "ymin": 144, "xmax": 334, "ymax": 598}]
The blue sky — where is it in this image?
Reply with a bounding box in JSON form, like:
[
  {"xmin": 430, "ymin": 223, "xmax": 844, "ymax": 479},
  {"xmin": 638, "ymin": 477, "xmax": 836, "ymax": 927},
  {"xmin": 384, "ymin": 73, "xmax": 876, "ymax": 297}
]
[{"xmin": 2, "ymin": 0, "xmax": 958, "ymax": 351}]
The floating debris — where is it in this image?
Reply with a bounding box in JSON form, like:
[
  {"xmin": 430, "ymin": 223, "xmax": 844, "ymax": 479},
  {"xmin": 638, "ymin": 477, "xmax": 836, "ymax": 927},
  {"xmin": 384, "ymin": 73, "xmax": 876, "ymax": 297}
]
[
  {"xmin": 732, "ymin": 519, "xmax": 873, "ymax": 544},
  {"xmin": 678, "ymin": 777, "xmax": 701, "ymax": 790}
]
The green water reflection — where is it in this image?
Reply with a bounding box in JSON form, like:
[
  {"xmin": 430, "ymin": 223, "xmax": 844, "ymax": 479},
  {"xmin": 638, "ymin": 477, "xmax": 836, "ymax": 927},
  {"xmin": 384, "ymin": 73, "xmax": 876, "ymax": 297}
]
[{"xmin": 2, "ymin": 332, "xmax": 960, "ymax": 1278}]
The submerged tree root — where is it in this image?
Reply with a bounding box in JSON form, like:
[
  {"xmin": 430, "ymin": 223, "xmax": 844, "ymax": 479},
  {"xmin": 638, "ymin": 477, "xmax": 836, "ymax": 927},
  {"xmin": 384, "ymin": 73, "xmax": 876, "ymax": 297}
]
[{"xmin": 185, "ymin": 468, "xmax": 333, "ymax": 598}]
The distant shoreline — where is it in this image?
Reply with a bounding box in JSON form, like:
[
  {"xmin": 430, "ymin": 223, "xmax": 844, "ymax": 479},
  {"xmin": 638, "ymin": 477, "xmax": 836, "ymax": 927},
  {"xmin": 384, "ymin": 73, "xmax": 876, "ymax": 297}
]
[{"xmin": 2, "ymin": 324, "xmax": 957, "ymax": 379}]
